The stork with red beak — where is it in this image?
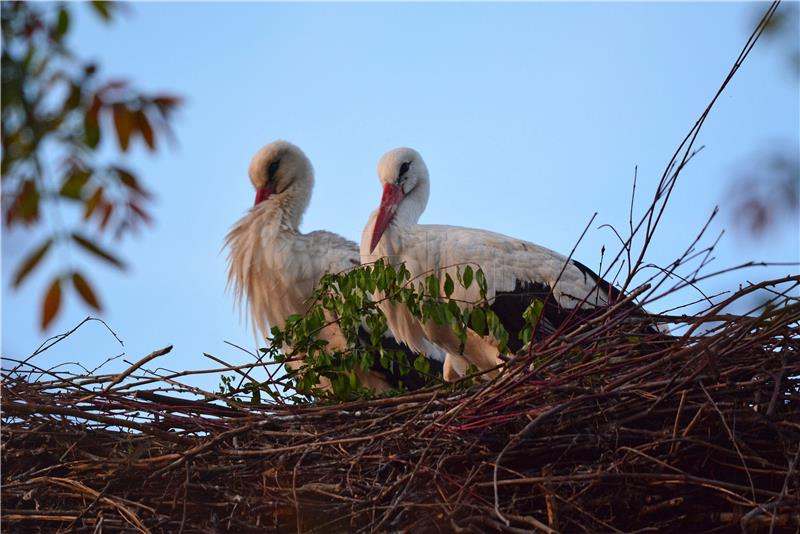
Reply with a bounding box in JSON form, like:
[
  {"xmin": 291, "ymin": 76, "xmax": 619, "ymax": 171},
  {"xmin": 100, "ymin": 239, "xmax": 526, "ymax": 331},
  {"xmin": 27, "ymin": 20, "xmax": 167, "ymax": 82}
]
[
  {"xmin": 226, "ymin": 141, "xmax": 442, "ymax": 393},
  {"xmin": 362, "ymin": 147, "xmax": 661, "ymax": 380}
]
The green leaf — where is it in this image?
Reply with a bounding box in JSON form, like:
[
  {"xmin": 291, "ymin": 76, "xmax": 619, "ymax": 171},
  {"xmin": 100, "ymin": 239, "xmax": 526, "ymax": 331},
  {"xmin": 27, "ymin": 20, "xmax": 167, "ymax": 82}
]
[
  {"xmin": 426, "ymin": 274, "xmax": 439, "ymax": 299},
  {"xmin": 41, "ymin": 278, "xmax": 62, "ymax": 330},
  {"xmin": 59, "ymin": 169, "xmax": 92, "ymax": 199},
  {"xmin": 523, "ymin": 299, "xmax": 545, "ymax": 326},
  {"xmin": 56, "ymin": 7, "xmax": 70, "ymax": 36},
  {"xmin": 250, "ymin": 383, "xmax": 261, "ymax": 405},
  {"xmin": 471, "ymin": 307, "xmax": 486, "ymax": 336},
  {"xmin": 484, "ymin": 309, "xmax": 509, "ymax": 352},
  {"xmin": 447, "ymin": 299, "xmax": 461, "ymax": 322},
  {"xmin": 476, "ymin": 268, "xmax": 488, "ymax": 299},
  {"xmin": 373, "ymin": 260, "xmax": 385, "ymax": 289},
  {"xmin": 496, "ymin": 329, "xmax": 509, "ymax": 353},
  {"xmin": 444, "ymin": 273, "xmax": 454, "ymax": 297},
  {"xmin": 462, "ymin": 265, "xmax": 473, "ymax": 289},
  {"xmin": 398, "ymin": 264, "xmax": 411, "ymax": 284},
  {"xmin": 397, "ymin": 351, "xmax": 409, "ymax": 375},
  {"xmin": 486, "ymin": 309, "xmax": 500, "ymax": 338},
  {"xmin": 430, "ymin": 302, "xmax": 446, "ymax": 325},
  {"xmin": 84, "ymin": 114, "xmax": 100, "ymax": 148},
  {"xmin": 91, "ymin": 1, "xmax": 113, "ymax": 21},
  {"xmin": 13, "ymin": 239, "xmax": 52, "ymax": 288},
  {"xmin": 520, "ymin": 325, "xmax": 532, "ymax": 347},
  {"xmin": 71, "ymin": 233, "xmax": 126, "ymax": 270},
  {"xmin": 84, "ymin": 95, "xmax": 102, "ymax": 149},
  {"xmin": 383, "ymin": 264, "xmax": 396, "ymax": 289}
]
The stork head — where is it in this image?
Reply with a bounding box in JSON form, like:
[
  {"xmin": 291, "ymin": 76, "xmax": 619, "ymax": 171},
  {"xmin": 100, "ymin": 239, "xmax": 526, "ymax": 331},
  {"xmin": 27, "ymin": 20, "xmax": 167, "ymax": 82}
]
[
  {"xmin": 369, "ymin": 147, "xmax": 429, "ymax": 253},
  {"xmin": 249, "ymin": 140, "xmax": 313, "ymax": 209}
]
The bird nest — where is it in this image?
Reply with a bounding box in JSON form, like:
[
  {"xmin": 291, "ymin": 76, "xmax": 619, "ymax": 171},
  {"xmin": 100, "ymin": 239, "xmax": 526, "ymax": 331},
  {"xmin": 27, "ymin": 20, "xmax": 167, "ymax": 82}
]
[
  {"xmin": 3, "ymin": 277, "xmax": 799, "ymax": 533},
  {"xmin": 3, "ymin": 5, "xmax": 797, "ymax": 531}
]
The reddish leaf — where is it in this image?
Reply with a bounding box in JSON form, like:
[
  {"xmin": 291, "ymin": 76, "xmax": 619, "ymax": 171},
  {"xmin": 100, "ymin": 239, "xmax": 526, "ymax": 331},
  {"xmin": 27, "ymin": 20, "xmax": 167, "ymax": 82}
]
[
  {"xmin": 153, "ymin": 95, "xmax": 182, "ymax": 108},
  {"xmin": 112, "ymin": 103, "xmax": 133, "ymax": 151},
  {"xmin": 100, "ymin": 79, "xmax": 128, "ymax": 93},
  {"xmin": 99, "ymin": 202, "xmax": 114, "ymax": 231},
  {"xmin": 41, "ymin": 278, "xmax": 62, "ymax": 330},
  {"xmin": 16, "ymin": 180, "xmax": 40, "ymax": 224},
  {"xmin": 13, "ymin": 239, "xmax": 53, "ymax": 288},
  {"xmin": 72, "ymin": 232, "xmax": 126, "ymax": 270},
  {"xmin": 114, "ymin": 220, "xmax": 129, "ymax": 240},
  {"xmin": 72, "ymin": 272, "xmax": 101, "ymax": 310},
  {"xmin": 62, "ymin": 82, "xmax": 81, "ymax": 112},
  {"xmin": 83, "ymin": 187, "xmax": 104, "ymax": 220},
  {"xmin": 129, "ymin": 202, "xmax": 152, "ymax": 224},
  {"xmin": 87, "ymin": 93, "xmax": 102, "ymax": 121},
  {"xmin": 114, "ymin": 166, "xmax": 147, "ymax": 196},
  {"xmin": 152, "ymin": 95, "xmax": 183, "ymax": 118},
  {"xmin": 6, "ymin": 180, "xmax": 38, "ymax": 225},
  {"xmin": 135, "ymin": 110, "xmax": 155, "ymax": 150}
]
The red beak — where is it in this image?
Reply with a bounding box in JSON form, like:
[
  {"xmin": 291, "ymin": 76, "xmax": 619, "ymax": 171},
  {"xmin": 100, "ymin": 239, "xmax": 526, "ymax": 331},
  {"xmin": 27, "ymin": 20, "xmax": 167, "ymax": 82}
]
[
  {"xmin": 254, "ymin": 186, "xmax": 273, "ymax": 205},
  {"xmin": 369, "ymin": 183, "xmax": 404, "ymax": 254}
]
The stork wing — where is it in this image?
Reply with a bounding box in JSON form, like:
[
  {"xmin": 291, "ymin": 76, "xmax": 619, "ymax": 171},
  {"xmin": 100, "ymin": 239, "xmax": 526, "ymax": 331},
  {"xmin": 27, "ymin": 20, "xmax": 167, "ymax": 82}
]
[
  {"xmin": 405, "ymin": 224, "xmax": 609, "ymax": 305},
  {"xmin": 400, "ymin": 224, "xmax": 647, "ymax": 349}
]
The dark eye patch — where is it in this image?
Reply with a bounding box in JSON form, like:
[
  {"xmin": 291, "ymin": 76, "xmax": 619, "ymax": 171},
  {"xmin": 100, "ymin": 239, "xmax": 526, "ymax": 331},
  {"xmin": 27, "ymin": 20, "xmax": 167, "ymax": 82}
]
[
  {"xmin": 267, "ymin": 159, "xmax": 281, "ymax": 182},
  {"xmin": 399, "ymin": 161, "xmax": 411, "ymax": 178}
]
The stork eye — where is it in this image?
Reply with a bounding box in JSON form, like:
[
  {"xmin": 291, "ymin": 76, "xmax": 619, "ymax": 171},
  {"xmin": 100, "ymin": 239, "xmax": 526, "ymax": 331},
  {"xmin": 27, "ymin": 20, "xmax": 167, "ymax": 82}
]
[
  {"xmin": 267, "ymin": 159, "xmax": 281, "ymax": 181},
  {"xmin": 398, "ymin": 161, "xmax": 411, "ymax": 180}
]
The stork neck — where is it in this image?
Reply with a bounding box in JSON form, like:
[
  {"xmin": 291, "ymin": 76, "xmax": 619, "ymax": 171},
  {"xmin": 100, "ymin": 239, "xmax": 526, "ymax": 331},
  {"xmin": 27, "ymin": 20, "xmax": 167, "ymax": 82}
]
[
  {"xmin": 268, "ymin": 181, "xmax": 311, "ymax": 232},
  {"xmin": 394, "ymin": 178, "xmax": 429, "ymax": 228}
]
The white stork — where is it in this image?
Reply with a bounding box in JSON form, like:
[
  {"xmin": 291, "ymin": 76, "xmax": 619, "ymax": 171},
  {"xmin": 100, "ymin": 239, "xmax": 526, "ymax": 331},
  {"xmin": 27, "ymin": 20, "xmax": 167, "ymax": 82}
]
[
  {"xmin": 226, "ymin": 141, "xmax": 442, "ymax": 393},
  {"xmin": 361, "ymin": 147, "xmax": 658, "ymax": 380}
]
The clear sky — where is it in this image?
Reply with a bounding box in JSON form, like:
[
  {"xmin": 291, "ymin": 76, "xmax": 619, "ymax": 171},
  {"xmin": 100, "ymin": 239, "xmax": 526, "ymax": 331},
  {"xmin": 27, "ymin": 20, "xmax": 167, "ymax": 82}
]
[{"xmin": 3, "ymin": 2, "xmax": 798, "ymax": 392}]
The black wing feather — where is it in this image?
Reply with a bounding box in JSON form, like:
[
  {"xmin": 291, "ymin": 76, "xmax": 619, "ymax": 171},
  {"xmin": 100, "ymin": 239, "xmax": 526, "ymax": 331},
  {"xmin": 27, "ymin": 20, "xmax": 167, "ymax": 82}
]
[{"xmin": 489, "ymin": 261, "xmax": 659, "ymax": 353}]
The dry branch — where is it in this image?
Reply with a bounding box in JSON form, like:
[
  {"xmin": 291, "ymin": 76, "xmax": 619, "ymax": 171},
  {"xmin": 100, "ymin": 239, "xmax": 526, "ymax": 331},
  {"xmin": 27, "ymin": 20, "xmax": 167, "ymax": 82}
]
[{"xmin": 3, "ymin": 285, "xmax": 798, "ymax": 532}]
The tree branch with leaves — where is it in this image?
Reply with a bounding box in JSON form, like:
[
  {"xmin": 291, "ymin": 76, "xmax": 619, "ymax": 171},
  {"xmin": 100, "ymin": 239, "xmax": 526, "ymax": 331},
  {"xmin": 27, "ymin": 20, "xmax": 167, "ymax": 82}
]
[{"xmin": 2, "ymin": 1, "xmax": 181, "ymax": 329}]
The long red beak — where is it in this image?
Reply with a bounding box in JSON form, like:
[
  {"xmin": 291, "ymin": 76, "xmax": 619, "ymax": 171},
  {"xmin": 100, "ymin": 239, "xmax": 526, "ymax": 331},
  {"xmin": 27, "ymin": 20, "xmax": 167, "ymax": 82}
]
[
  {"xmin": 369, "ymin": 183, "xmax": 404, "ymax": 254},
  {"xmin": 254, "ymin": 186, "xmax": 273, "ymax": 205}
]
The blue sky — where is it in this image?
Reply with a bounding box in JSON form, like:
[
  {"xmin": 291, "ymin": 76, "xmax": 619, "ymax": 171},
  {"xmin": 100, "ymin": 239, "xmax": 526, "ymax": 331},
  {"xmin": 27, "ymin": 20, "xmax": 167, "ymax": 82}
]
[{"xmin": 3, "ymin": 2, "xmax": 798, "ymax": 392}]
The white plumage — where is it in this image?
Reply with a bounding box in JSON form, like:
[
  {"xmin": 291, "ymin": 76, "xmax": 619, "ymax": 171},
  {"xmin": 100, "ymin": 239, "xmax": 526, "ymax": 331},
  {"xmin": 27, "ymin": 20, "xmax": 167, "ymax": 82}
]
[
  {"xmin": 361, "ymin": 147, "xmax": 622, "ymax": 379},
  {"xmin": 227, "ymin": 141, "xmax": 439, "ymax": 392}
]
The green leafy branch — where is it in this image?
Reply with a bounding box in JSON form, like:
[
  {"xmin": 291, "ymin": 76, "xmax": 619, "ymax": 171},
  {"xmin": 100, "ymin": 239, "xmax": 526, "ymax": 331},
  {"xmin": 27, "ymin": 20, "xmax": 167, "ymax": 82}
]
[{"xmin": 254, "ymin": 260, "xmax": 545, "ymax": 403}]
